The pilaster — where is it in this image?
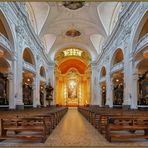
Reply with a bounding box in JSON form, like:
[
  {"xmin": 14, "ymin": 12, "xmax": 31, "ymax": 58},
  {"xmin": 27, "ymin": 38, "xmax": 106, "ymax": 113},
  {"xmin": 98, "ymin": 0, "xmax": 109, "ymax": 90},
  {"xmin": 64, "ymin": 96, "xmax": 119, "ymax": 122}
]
[{"xmin": 106, "ymin": 74, "xmax": 113, "ymax": 107}]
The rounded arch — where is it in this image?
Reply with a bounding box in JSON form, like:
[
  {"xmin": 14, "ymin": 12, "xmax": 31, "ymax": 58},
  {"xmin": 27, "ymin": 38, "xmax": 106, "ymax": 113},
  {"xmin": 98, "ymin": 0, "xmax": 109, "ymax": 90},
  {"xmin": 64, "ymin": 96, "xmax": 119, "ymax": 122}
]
[
  {"xmin": 100, "ymin": 66, "xmax": 106, "ymax": 78},
  {"xmin": 65, "ymin": 67, "xmax": 81, "ymax": 75},
  {"xmin": 0, "ymin": 57, "xmax": 11, "ymax": 73},
  {"xmin": 58, "ymin": 58, "xmax": 87, "ymax": 74},
  {"xmin": 55, "ymin": 47, "xmax": 91, "ymax": 62},
  {"xmin": 25, "ymin": 3, "xmax": 38, "ymax": 33},
  {"xmin": 23, "ymin": 48, "xmax": 35, "ymax": 65},
  {"xmin": 0, "ymin": 46, "xmax": 13, "ymax": 61},
  {"xmin": 40, "ymin": 66, "xmax": 46, "ymax": 78},
  {"xmin": 111, "ymin": 48, "xmax": 124, "ymax": 67},
  {"xmin": 0, "ymin": 9, "xmax": 14, "ymax": 46},
  {"xmin": 132, "ymin": 10, "xmax": 148, "ymax": 50},
  {"xmin": 50, "ymin": 42, "xmax": 96, "ymax": 62},
  {"xmin": 136, "ymin": 58, "xmax": 148, "ymax": 74}
]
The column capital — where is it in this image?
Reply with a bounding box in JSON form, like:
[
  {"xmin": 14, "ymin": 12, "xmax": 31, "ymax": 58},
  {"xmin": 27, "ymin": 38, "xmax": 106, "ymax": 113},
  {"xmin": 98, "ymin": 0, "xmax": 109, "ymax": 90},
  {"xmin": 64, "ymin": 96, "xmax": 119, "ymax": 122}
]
[
  {"xmin": 7, "ymin": 72, "xmax": 14, "ymax": 80},
  {"xmin": 133, "ymin": 73, "xmax": 139, "ymax": 80}
]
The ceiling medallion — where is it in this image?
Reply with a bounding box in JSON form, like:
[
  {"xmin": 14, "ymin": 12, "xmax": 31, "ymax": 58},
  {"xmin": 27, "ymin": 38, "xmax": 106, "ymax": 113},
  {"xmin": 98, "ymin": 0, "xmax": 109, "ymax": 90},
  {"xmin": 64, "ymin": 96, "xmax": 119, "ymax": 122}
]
[
  {"xmin": 63, "ymin": 1, "xmax": 85, "ymax": 10},
  {"xmin": 66, "ymin": 29, "xmax": 81, "ymax": 37}
]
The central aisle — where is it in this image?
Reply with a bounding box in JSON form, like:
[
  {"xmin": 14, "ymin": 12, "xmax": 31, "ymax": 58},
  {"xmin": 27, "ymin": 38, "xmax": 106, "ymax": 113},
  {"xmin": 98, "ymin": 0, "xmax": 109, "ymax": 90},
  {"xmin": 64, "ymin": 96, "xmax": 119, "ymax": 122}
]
[
  {"xmin": 45, "ymin": 107, "xmax": 106, "ymax": 146},
  {"xmin": 44, "ymin": 108, "xmax": 148, "ymax": 147},
  {"xmin": 0, "ymin": 108, "xmax": 148, "ymax": 146}
]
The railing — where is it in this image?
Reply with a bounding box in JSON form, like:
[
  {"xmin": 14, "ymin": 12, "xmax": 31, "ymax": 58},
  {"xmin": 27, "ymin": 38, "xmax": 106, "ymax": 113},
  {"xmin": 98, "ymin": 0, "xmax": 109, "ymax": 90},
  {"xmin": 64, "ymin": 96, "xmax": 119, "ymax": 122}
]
[
  {"xmin": 111, "ymin": 62, "xmax": 124, "ymax": 73},
  {"xmin": 135, "ymin": 33, "xmax": 148, "ymax": 53},
  {"xmin": 0, "ymin": 33, "xmax": 12, "ymax": 50},
  {"xmin": 23, "ymin": 61, "xmax": 36, "ymax": 73}
]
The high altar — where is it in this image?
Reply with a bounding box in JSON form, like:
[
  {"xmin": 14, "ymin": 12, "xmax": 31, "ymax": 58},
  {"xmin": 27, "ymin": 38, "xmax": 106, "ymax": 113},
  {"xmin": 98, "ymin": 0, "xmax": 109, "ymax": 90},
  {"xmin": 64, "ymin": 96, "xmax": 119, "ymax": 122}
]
[{"xmin": 54, "ymin": 48, "xmax": 91, "ymax": 107}]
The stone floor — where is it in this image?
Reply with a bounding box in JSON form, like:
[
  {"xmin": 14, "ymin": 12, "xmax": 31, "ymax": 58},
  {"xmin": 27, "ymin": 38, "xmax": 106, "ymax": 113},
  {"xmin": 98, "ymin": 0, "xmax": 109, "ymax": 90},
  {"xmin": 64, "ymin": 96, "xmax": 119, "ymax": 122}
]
[{"xmin": 0, "ymin": 108, "xmax": 148, "ymax": 147}]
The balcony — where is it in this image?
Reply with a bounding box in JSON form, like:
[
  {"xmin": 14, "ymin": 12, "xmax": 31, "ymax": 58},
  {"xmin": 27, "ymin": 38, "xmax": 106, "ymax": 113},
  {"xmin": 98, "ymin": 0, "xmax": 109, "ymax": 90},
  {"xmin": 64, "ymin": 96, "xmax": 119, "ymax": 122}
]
[
  {"xmin": 135, "ymin": 33, "xmax": 148, "ymax": 53},
  {"xmin": 111, "ymin": 62, "xmax": 124, "ymax": 73},
  {"xmin": 23, "ymin": 61, "xmax": 36, "ymax": 73},
  {"xmin": 0, "ymin": 33, "xmax": 12, "ymax": 51}
]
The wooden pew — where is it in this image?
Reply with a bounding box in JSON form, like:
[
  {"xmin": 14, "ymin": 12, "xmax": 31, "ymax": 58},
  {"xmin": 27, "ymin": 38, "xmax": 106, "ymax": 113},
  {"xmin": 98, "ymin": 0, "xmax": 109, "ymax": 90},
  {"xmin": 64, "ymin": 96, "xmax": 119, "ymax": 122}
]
[
  {"xmin": 0, "ymin": 117, "xmax": 47, "ymax": 143},
  {"xmin": 105, "ymin": 116, "xmax": 148, "ymax": 142}
]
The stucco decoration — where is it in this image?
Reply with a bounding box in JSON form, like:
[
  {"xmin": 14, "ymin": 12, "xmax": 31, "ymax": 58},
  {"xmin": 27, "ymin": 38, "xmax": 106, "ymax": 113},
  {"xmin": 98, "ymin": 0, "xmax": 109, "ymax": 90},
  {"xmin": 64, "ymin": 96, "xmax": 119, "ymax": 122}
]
[
  {"xmin": 66, "ymin": 29, "xmax": 81, "ymax": 37},
  {"xmin": 63, "ymin": 1, "xmax": 85, "ymax": 10}
]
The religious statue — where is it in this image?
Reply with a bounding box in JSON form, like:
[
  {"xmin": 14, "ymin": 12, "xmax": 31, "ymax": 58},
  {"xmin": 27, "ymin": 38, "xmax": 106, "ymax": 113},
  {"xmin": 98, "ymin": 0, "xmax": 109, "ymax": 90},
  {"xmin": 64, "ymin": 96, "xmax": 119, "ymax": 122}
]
[{"xmin": 46, "ymin": 82, "xmax": 54, "ymax": 100}]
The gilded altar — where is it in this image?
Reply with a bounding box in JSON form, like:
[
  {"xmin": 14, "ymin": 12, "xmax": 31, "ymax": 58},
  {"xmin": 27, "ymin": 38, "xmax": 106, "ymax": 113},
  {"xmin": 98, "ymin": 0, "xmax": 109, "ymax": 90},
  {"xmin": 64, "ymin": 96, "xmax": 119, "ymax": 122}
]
[{"xmin": 55, "ymin": 47, "xmax": 91, "ymax": 106}]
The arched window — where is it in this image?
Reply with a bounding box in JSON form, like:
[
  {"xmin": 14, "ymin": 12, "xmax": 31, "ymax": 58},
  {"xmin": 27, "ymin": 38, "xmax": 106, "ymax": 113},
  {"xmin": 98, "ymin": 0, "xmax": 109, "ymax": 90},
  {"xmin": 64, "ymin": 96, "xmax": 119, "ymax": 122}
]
[
  {"xmin": 23, "ymin": 48, "xmax": 35, "ymax": 65},
  {"xmin": 100, "ymin": 66, "xmax": 106, "ymax": 77},
  {"xmin": 40, "ymin": 66, "xmax": 46, "ymax": 78},
  {"xmin": 112, "ymin": 49, "xmax": 123, "ymax": 66}
]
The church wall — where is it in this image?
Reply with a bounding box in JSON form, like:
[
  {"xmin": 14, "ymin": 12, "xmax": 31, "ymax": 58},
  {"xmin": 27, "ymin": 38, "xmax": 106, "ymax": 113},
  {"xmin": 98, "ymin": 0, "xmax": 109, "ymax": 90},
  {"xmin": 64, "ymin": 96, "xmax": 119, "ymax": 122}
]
[
  {"xmin": 0, "ymin": 2, "xmax": 147, "ymax": 109},
  {"xmin": 0, "ymin": 2, "xmax": 54, "ymax": 109},
  {"xmin": 93, "ymin": 2, "xmax": 148, "ymax": 109}
]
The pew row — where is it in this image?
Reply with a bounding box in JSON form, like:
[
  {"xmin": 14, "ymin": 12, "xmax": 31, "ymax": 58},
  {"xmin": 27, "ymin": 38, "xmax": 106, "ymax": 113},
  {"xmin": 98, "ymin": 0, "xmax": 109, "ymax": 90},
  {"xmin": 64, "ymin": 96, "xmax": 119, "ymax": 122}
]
[
  {"xmin": 105, "ymin": 116, "xmax": 148, "ymax": 142},
  {"xmin": 0, "ymin": 107, "xmax": 68, "ymax": 143}
]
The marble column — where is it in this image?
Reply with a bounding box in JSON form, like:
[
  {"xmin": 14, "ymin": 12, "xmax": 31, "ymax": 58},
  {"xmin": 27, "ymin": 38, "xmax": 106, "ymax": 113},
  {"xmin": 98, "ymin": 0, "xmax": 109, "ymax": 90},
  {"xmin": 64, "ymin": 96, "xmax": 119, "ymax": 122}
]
[
  {"xmin": 90, "ymin": 66, "xmax": 100, "ymax": 105},
  {"xmin": 15, "ymin": 35, "xmax": 24, "ymax": 110},
  {"xmin": 131, "ymin": 73, "xmax": 139, "ymax": 109},
  {"xmin": 7, "ymin": 73, "xmax": 15, "ymax": 109},
  {"xmin": 122, "ymin": 56, "xmax": 133, "ymax": 109},
  {"xmin": 33, "ymin": 76, "xmax": 40, "ymax": 107},
  {"xmin": 15, "ymin": 62, "xmax": 24, "ymax": 109},
  {"xmin": 106, "ymin": 74, "xmax": 113, "ymax": 107}
]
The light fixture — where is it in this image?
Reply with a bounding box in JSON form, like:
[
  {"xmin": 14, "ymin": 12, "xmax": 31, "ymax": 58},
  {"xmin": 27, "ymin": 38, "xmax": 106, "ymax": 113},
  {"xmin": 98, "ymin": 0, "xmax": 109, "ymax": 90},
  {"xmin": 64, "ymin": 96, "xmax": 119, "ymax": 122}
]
[
  {"xmin": 27, "ymin": 78, "xmax": 30, "ymax": 82},
  {"xmin": 116, "ymin": 79, "xmax": 119, "ymax": 82}
]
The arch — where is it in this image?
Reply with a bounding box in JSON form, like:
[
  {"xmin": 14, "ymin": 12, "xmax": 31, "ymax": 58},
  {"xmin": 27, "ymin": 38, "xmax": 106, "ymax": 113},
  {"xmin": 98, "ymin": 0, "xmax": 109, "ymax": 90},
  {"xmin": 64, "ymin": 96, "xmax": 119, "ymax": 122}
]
[
  {"xmin": 90, "ymin": 34, "xmax": 105, "ymax": 54},
  {"xmin": 50, "ymin": 42, "xmax": 95, "ymax": 62},
  {"xmin": 40, "ymin": 66, "xmax": 46, "ymax": 78},
  {"xmin": 55, "ymin": 47, "xmax": 91, "ymax": 65},
  {"xmin": 0, "ymin": 46, "xmax": 13, "ymax": 61},
  {"xmin": 109, "ymin": 2, "xmax": 122, "ymax": 34},
  {"xmin": 25, "ymin": 2, "xmax": 50, "ymax": 35},
  {"xmin": 23, "ymin": 48, "xmax": 35, "ymax": 65},
  {"xmin": 42, "ymin": 34, "xmax": 56, "ymax": 54},
  {"xmin": 25, "ymin": 3, "xmax": 38, "ymax": 33},
  {"xmin": 97, "ymin": 2, "xmax": 122, "ymax": 36},
  {"xmin": 0, "ymin": 10, "xmax": 14, "ymax": 45},
  {"xmin": 0, "ymin": 57, "xmax": 10, "ymax": 73},
  {"xmin": 136, "ymin": 58, "xmax": 148, "ymax": 74},
  {"xmin": 138, "ymin": 17, "xmax": 148, "ymax": 40},
  {"xmin": 100, "ymin": 66, "xmax": 106, "ymax": 78},
  {"xmin": 132, "ymin": 10, "xmax": 148, "ymax": 49},
  {"xmin": 111, "ymin": 48, "xmax": 124, "ymax": 66},
  {"xmin": 58, "ymin": 58, "xmax": 87, "ymax": 74}
]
